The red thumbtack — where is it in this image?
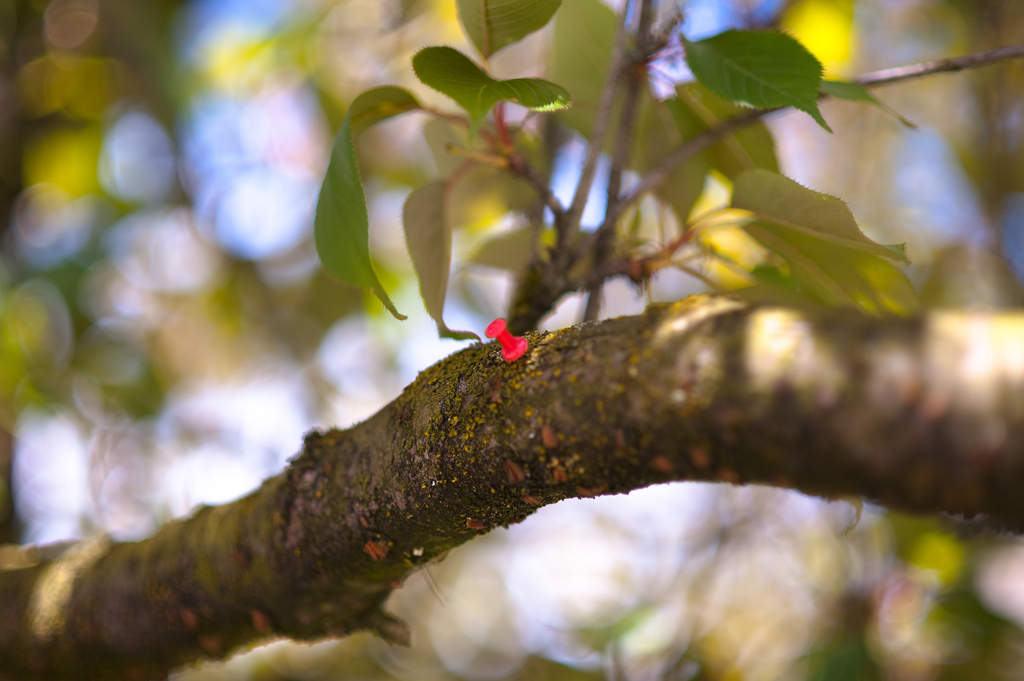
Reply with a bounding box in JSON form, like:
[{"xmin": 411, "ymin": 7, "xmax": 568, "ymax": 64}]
[{"xmin": 485, "ymin": 318, "xmax": 528, "ymax": 362}]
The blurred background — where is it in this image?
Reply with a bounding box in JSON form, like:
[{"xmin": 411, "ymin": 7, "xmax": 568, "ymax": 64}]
[{"xmin": 3, "ymin": 0, "xmax": 1024, "ymax": 678}]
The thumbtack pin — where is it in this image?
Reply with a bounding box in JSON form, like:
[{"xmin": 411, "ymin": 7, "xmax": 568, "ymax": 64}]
[{"xmin": 485, "ymin": 318, "xmax": 528, "ymax": 362}]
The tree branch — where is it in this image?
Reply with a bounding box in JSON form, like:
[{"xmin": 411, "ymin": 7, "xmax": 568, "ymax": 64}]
[
  {"xmin": 583, "ymin": 0, "xmax": 656, "ymax": 322},
  {"xmin": 561, "ymin": 0, "xmax": 630, "ymax": 248},
  {"xmin": 7, "ymin": 296, "xmax": 1024, "ymax": 679},
  {"xmin": 604, "ymin": 109, "xmax": 765, "ymax": 235},
  {"xmin": 611, "ymin": 42, "xmax": 1024, "ymax": 229},
  {"xmin": 506, "ymin": 42, "xmax": 1024, "ymax": 335},
  {"xmin": 507, "ymin": 152, "xmax": 565, "ymax": 218},
  {"xmin": 854, "ymin": 43, "xmax": 1024, "ymax": 88}
]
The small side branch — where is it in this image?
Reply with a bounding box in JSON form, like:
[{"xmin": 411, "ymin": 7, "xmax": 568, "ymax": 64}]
[
  {"xmin": 615, "ymin": 42, "xmax": 1024, "ymax": 226},
  {"xmin": 855, "ymin": 43, "xmax": 1024, "ymax": 88},
  {"xmin": 602, "ymin": 109, "xmax": 765, "ymax": 235},
  {"xmin": 562, "ymin": 2, "xmax": 631, "ymax": 247},
  {"xmin": 519, "ymin": 38, "xmax": 1024, "ymax": 334},
  {"xmin": 507, "ymin": 153, "xmax": 565, "ymax": 219},
  {"xmin": 583, "ymin": 0, "xmax": 657, "ymax": 322}
]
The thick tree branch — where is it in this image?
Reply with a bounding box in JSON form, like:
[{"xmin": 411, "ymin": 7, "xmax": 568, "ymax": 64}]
[{"xmin": 6, "ymin": 297, "xmax": 1024, "ymax": 679}]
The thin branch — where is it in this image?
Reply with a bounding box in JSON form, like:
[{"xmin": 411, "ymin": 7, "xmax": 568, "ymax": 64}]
[
  {"xmin": 611, "ymin": 42, "xmax": 1024, "ymax": 232},
  {"xmin": 511, "ymin": 41, "xmax": 1024, "ymax": 336},
  {"xmin": 854, "ymin": 43, "xmax": 1024, "ymax": 88},
  {"xmin": 583, "ymin": 0, "xmax": 657, "ymax": 322},
  {"xmin": 674, "ymin": 261, "xmax": 729, "ymax": 293},
  {"xmin": 598, "ymin": 108, "xmax": 765, "ymax": 243},
  {"xmin": 422, "ymin": 107, "xmax": 499, "ymax": 145},
  {"xmin": 507, "ymin": 153, "xmax": 566, "ymax": 218},
  {"xmin": 562, "ymin": 5, "xmax": 631, "ymax": 248},
  {"xmin": 606, "ymin": 0, "xmax": 655, "ymax": 206}
]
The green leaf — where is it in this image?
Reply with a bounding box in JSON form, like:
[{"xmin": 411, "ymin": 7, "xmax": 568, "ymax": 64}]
[
  {"xmin": 402, "ymin": 181, "xmax": 480, "ymax": 340},
  {"xmin": 732, "ymin": 170, "xmax": 916, "ymax": 313},
  {"xmin": 413, "ymin": 47, "xmax": 571, "ymax": 130},
  {"xmin": 803, "ymin": 632, "xmax": 880, "ymax": 681},
  {"xmin": 732, "ymin": 169, "xmax": 910, "ymax": 264},
  {"xmin": 548, "ymin": 0, "xmax": 617, "ymax": 138},
  {"xmin": 628, "ymin": 86, "xmax": 779, "ymax": 224},
  {"xmin": 548, "ymin": 0, "xmax": 722, "ymax": 224},
  {"xmin": 742, "ymin": 224, "xmax": 850, "ymax": 304},
  {"xmin": 452, "ymin": 166, "xmax": 538, "ymax": 227},
  {"xmin": 882, "ymin": 242, "xmax": 910, "ymax": 261},
  {"xmin": 746, "ymin": 226, "xmax": 918, "ymax": 313},
  {"xmin": 630, "ymin": 85, "xmax": 778, "ymax": 224},
  {"xmin": 820, "ymin": 79, "xmax": 917, "ymax": 128},
  {"xmin": 635, "ymin": 94, "xmax": 710, "ymax": 224},
  {"xmin": 550, "ymin": 0, "xmax": 715, "ymax": 222},
  {"xmin": 314, "ymin": 88, "xmax": 422, "ymax": 320},
  {"xmin": 468, "ymin": 224, "xmax": 554, "ymax": 272},
  {"xmin": 423, "ymin": 119, "xmax": 540, "ymax": 227},
  {"xmin": 751, "ymin": 263, "xmax": 798, "ymax": 291},
  {"xmin": 675, "ymin": 83, "xmax": 779, "ymax": 178},
  {"xmin": 457, "ymin": 0, "xmax": 562, "ymax": 59},
  {"xmin": 683, "ymin": 30, "xmax": 831, "ymax": 132},
  {"xmin": 733, "ymin": 263, "xmax": 811, "ymax": 307},
  {"xmin": 347, "ymin": 86, "xmax": 422, "ymax": 136},
  {"xmin": 423, "ymin": 118, "xmax": 468, "ymax": 177}
]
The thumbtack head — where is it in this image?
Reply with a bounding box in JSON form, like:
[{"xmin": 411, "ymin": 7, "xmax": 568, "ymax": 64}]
[
  {"xmin": 485, "ymin": 319, "xmax": 507, "ymax": 338},
  {"xmin": 485, "ymin": 318, "xmax": 528, "ymax": 362}
]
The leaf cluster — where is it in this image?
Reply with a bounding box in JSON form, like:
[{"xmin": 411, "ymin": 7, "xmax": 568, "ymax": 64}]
[{"xmin": 313, "ymin": 0, "xmax": 919, "ymax": 339}]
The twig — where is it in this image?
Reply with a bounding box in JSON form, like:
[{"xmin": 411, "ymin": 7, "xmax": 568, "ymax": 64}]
[
  {"xmin": 854, "ymin": 43, "xmax": 1024, "ymax": 88},
  {"xmin": 493, "ymin": 102, "xmax": 514, "ymax": 150},
  {"xmin": 582, "ymin": 0, "xmax": 656, "ymax": 322},
  {"xmin": 599, "ymin": 109, "xmax": 765, "ymax": 241},
  {"xmin": 611, "ymin": 0, "xmax": 656, "ymax": 197},
  {"xmin": 674, "ymin": 261, "xmax": 729, "ymax": 293},
  {"xmin": 507, "ymin": 153, "xmax": 566, "ymax": 218},
  {"xmin": 562, "ymin": 4, "xmax": 631, "ymax": 248},
  {"xmin": 515, "ymin": 38, "xmax": 1024, "ymax": 333},
  {"xmin": 610, "ymin": 41, "xmax": 1024, "ymax": 231},
  {"xmin": 423, "ymin": 107, "xmax": 499, "ymax": 145}
]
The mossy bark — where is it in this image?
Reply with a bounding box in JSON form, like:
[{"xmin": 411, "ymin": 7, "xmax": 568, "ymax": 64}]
[{"xmin": 4, "ymin": 296, "xmax": 1024, "ymax": 679}]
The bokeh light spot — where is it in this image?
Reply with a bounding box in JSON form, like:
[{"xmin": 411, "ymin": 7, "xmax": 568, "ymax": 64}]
[
  {"xmin": 99, "ymin": 112, "xmax": 177, "ymax": 204},
  {"xmin": 44, "ymin": 0, "xmax": 100, "ymax": 51}
]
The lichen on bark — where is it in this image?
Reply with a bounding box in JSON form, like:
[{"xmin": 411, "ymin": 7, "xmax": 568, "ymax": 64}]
[{"xmin": 4, "ymin": 296, "xmax": 1024, "ymax": 679}]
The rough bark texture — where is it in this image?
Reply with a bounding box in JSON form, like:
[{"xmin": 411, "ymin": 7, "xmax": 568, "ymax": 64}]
[{"xmin": 4, "ymin": 295, "xmax": 1024, "ymax": 679}]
